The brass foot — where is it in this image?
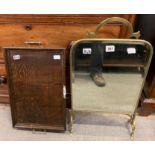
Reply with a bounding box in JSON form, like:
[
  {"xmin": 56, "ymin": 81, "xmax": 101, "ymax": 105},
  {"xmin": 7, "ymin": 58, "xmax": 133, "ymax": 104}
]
[
  {"xmin": 69, "ymin": 110, "xmax": 73, "ymax": 134},
  {"xmin": 129, "ymin": 114, "xmax": 136, "ymax": 140},
  {"xmin": 130, "ymin": 132, "xmax": 134, "ymax": 141}
]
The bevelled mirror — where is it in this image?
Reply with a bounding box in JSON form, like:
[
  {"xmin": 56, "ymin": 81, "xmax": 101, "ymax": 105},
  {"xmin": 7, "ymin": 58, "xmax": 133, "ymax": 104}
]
[{"xmin": 69, "ymin": 39, "xmax": 153, "ymax": 139}]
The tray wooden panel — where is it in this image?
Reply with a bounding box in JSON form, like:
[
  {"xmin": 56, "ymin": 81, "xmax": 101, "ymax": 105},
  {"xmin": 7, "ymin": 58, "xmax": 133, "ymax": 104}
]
[{"xmin": 4, "ymin": 48, "xmax": 66, "ymax": 131}]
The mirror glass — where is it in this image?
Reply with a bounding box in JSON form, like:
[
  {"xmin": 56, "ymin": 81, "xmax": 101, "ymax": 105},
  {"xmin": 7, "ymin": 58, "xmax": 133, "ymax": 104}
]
[{"xmin": 71, "ymin": 40, "xmax": 152, "ymax": 115}]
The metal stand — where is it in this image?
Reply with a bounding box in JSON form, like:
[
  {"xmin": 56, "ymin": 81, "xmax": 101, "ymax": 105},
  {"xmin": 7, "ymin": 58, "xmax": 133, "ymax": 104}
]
[
  {"xmin": 69, "ymin": 111, "xmax": 136, "ymax": 139},
  {"xmin": 69, "ymin": 110, "xmax": 74, "ymax": 134},
  {"xmin": 129, "ymin": 114, "xmax": 136, "ymax": 140}
]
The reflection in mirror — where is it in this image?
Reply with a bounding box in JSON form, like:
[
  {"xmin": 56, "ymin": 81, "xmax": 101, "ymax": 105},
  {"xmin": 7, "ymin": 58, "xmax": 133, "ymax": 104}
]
[{"xmin": 70, "ymin": 40, "xmax": 153, "ymax": 139}]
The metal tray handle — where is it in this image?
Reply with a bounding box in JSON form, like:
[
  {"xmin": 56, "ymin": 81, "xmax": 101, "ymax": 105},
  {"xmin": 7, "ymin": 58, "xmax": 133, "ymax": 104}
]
[{"xmin": 24, "ymin": 41, "xmax": 43, "ymax": 46}]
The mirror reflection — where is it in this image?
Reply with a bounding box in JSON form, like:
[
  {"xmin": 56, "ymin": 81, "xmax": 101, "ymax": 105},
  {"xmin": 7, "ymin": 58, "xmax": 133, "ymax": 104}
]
[{"xmin": 71, "ymin": 40, "xmax": 151, "ymax": 115}]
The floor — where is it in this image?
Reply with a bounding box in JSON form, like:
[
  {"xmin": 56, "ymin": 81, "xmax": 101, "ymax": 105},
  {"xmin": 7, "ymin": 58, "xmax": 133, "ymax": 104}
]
[{"xmin": 0, "ymin": 104, "xmax": 155, "ymax": 141}]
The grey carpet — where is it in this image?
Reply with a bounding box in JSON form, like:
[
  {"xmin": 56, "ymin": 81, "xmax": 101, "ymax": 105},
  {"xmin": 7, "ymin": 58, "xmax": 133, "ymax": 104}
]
[{"xmin": 0, "ymin": 105, "xmax": 155, "ymax": 141}]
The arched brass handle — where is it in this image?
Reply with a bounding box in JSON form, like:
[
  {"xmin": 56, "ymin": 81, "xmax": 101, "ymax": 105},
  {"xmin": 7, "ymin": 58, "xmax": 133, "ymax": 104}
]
[{"xmin": 87, "ymin": 17, "xmax": 141, "ymax": 39}]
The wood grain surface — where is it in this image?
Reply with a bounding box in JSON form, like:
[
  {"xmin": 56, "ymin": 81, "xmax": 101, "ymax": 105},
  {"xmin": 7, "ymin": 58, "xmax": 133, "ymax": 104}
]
[{"xmin": 4, "ymin": 48, "xmax": 66, "ymax": 131}]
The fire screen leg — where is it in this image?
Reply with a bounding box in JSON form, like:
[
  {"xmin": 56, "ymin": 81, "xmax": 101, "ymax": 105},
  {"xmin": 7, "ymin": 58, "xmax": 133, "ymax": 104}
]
[
  {"xmin": 69, "ymin": 110, "xmax": 74, "ymax": 134},
  {"xmin": 129, "ymin": 114, "xmax": 136, "ymax": 140}
]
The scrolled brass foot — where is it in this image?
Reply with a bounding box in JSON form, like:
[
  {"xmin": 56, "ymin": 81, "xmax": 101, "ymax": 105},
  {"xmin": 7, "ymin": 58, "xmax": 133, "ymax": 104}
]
[
  {"xmin": 130, "ymin": 132, "xmax": 134, "ymax": 140},
  {"xmin": 129, "ymin": 114, "xmax": 136, "ymax": 140},
  {"xmin": 69, "ymin": 110, "xmax": 73, "ymax": 135},
  {"xmin": 130, "ymin": 123, "xmax": 135, "ymax": 140}
]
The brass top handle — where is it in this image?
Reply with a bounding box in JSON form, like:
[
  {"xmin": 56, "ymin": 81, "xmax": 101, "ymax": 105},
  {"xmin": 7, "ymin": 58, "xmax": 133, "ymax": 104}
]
[{"xmin": 87, "ymin": 17, "xmax": 141, "ymax": 39}]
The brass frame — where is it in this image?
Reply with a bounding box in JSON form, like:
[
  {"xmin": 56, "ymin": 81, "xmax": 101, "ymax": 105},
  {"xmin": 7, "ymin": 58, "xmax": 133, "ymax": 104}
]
[{"xmin": 69, "ymin": 39, "xmax": 153, "ymax": 140}]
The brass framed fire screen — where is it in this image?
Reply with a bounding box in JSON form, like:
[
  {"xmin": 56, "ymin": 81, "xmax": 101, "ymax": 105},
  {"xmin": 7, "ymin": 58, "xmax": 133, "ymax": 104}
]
[{"xmin": 69, "ymin": 17, "xmax": 153, "ymax": 140}]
